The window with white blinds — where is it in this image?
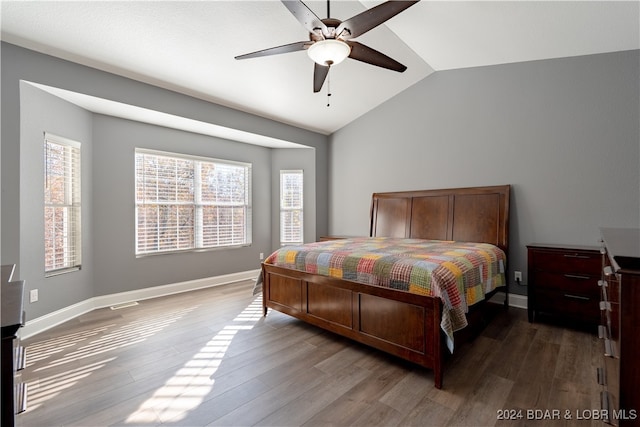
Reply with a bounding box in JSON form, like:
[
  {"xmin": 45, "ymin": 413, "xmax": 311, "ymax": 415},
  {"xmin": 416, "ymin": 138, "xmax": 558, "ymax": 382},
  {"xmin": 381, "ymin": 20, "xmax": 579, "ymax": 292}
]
[
  {"xmin": 280, "ymin": 170, "xmax": 303, "ymax": 245},
  {"xmin": 135, "ymin": 149, "xmax": 252, "ymax": 255},
  {"xmin": 44, "ymin": 133, "xmax": 82, "ymax": 275}
]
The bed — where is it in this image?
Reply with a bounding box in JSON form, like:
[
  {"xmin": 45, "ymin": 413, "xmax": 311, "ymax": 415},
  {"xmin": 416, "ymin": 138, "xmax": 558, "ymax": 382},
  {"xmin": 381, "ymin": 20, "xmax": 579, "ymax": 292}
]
[{"xmin": 260, "ymin": 185, "xmax": 510, "ymax": 389}]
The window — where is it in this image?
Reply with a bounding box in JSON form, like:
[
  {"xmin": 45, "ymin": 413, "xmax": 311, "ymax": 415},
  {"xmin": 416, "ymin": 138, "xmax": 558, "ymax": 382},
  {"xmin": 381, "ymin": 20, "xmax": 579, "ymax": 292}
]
[
  {"xmin": 135, "ymin": 149, "xmax": 252, "ymax": 255},
  {"xmin": 44, "ymin": 133, "xmax": 82, "ymax": 275},
  {"xmin": 280, "ymin": 170, "xmax": 303, "ymax": 245}
]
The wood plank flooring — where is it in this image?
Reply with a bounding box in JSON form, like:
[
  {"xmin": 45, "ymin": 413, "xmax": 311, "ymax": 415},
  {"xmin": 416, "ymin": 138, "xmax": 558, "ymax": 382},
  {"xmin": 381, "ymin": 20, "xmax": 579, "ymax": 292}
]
[{"xmin": 16, "ymin": 280, "xmax": 605, "ymax": 427}]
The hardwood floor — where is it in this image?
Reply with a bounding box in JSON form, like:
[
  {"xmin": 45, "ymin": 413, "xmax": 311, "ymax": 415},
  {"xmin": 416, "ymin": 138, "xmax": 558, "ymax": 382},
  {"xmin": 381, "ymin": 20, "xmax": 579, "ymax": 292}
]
[{"xmin": 16, "ymin": 280, "xmax": 605, "ymax": 427}]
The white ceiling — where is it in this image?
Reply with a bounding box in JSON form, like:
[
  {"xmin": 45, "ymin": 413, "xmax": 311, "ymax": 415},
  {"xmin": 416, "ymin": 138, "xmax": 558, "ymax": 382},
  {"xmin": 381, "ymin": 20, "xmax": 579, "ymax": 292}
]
[{"xmin": 2, "ymin": 1, "xmax": 639, "ymax": 137}]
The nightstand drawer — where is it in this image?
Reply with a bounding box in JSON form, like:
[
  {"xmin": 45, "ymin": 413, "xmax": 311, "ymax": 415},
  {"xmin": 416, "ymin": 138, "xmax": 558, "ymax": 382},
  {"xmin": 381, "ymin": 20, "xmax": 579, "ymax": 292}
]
[
  {"xmin": 531, "ymin": 270, "xmax": 600, "ymax": 294},
  {"xmin": 535, "ymin": 287, "xmax": 600, "ymax": 323},
  {"xmin": 530, "ymin": 250, "xmax": 601, "ymax": 276}
]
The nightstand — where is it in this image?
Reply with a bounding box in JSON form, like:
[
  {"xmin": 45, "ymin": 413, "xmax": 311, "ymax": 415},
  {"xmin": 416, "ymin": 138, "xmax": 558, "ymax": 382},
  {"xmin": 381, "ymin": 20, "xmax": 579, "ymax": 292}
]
[{"xmin": 527, "ymin": 243, "xmax": 601, "ymax": 325}]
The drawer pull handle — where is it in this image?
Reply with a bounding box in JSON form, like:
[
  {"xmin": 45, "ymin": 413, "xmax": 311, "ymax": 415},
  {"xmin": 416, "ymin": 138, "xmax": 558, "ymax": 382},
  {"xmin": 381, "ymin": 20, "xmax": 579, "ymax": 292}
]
[
  {"xmin": 564, "ymin": 274, "xmax": 590, "ymax": 280},
  {"xmin": 598, "ymin": 325, "xmax": 608, "ymax": 339},
  {"xmin": 598, "ymin": 280, "xmax": 608, "ymax": 288},
  {"xmin": 564, "ymin": 293, "xmax": 590, "ymax": 301},
  {"xmin": 600, "ymin": 301, "xmax": 611, "ymax": 311},
  {"xmin": 14, "ymin": 345, "xmax": 26, "ymax": 371},
  {"xmin": 604, "ymin": 339, "xmax": 613, "ymax": 357},
  {"xmin": 596, "ymin": 367, "xmax": 606, "ymax": 385},
  {"xmin": 14, "ymin": 383, "xmax": 27, "ymax": 414},
  {"xmin": 604, "ymin": 266, "xmax": 614, "ymax": 276},
  {"xmin": 563, "ymin": 254, "xmax": 590, "ymax": 259},
  {"xmin": 16, "ymin": 382, "xmax": 27, "ymax": 414},
  {"xmin": 601, "ymin": 391, "xmax": 612, "ymax": 422}
]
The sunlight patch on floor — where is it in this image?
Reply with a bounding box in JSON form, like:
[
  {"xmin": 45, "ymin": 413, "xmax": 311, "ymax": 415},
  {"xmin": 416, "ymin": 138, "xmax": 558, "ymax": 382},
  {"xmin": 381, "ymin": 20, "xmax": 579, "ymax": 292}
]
[
  {"xmin": 24, "ymin": 305, "xmax": 198, "ymax": 411},
  {"xmin": 125, "ymin": 296, "xmax": 263, "ymax": 424},
  {"xmin": 25, "ymin": 358, "xmax": 116, "ymax": 411},
  {"xmin": 24, "ymin": 325, "xmax": 114, "ymax": 367},
  {"xmin": 32, "ymin": 306, "xmax": 196, "ymax": 372}
]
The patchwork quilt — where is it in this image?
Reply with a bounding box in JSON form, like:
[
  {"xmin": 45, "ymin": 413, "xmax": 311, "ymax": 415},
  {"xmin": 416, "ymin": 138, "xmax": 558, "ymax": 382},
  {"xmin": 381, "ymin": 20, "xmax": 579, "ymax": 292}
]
[{"xmin": 263, "ymin": 237, "xmax": 506, "ymax": 351}]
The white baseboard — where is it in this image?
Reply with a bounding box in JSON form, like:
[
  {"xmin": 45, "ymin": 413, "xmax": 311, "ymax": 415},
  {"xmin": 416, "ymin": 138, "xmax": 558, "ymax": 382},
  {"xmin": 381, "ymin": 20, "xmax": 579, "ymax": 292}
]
[
  {"xmin": 489, "ymin": 291, "xmax": 528, "ymax": 310},
  {"xmin": 20, "ymin": 269, "xmax": 260, "ymax": 340}
]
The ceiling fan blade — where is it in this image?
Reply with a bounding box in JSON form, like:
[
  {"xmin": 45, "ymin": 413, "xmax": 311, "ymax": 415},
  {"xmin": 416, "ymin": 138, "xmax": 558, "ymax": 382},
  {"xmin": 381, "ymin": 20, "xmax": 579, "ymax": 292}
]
[
  {"xmin": 282, "ymin": 0, "xmax": 328, "ymax": 38},
  {"xmin": 313, "ymin": 63, "xmax": 330, "ymax": 93},
  {"xmin": 235, "ymin": 41, "xmax": 311, "ymax": 60},
  {"xmin": 336, "ymin": 1, "xmax": 419, "ymax": 39},
  {"xmin": 346, "ymin": 41, "xmax": 407, "ymax": 72}
]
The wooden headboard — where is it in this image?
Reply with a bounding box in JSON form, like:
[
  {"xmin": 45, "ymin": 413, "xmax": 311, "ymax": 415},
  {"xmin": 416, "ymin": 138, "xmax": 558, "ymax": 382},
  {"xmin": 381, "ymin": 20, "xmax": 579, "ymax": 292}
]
[{"xmin": 369, "ymin": 185, "xmax": 510, "ymax": 253}]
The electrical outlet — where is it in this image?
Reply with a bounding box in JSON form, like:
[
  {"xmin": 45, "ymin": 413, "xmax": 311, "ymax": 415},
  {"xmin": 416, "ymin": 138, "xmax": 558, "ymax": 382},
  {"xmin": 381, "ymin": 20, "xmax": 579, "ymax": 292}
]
[
  {"xmin": 514, "ymin": 271, "xmax": 522, "ymax": 282},
  {"xmin": 259, "ymin": 252, "xmax": 264, "ymax": 260},
  {"xmin": 30, "ymin": 289, "xmax": 39, "ymax": 303}
]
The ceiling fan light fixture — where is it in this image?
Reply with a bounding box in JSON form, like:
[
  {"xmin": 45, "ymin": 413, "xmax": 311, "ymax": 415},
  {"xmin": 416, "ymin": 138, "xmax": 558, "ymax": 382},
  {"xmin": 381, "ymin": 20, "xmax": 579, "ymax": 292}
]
[{"xmin": 307, "ymin": 39, "xmax": 351, "ymax": 66}]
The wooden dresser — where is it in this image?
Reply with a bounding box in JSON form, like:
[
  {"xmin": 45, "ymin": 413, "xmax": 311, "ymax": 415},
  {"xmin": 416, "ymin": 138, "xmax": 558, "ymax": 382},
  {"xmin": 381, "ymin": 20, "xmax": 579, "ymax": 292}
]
[
  {"xmin": 527, "ymin": 244, "xmax": 601, "ymax": 325},
  {"xmin": 598, "ymin": 228, "xmax": 640, "ymax": 426},
  {"xmin": 1, "ymin": 264, "xmax": 27, "ymax": 427}
]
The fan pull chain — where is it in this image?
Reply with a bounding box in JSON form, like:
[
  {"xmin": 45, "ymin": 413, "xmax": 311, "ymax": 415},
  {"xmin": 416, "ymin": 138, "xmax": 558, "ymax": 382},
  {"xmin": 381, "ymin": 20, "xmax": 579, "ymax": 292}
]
[{"xmin": 326, "ymin": 71, "xmax": 332, "ymax": 107}]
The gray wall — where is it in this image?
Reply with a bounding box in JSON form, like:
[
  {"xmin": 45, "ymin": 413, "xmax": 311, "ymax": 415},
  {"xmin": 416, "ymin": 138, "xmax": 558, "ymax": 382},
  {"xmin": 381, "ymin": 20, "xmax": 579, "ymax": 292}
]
[
  {"xmin": 19, "ymin": 82, "xmax": 96, "ymax": 313},
  {"xmin": 329, "ymin": 50, "xmax": 640, "ymax": 295},
  {"xmin": 1, "ymin": 42, "xmax": 328, "ymax": 320},
  {"xmin": 271, "ymin": 148, "xmax": 317, "ymax": 249},
  {"xmin": 91, "ymin": 115, "xmax": 275, "ymax": 296}
]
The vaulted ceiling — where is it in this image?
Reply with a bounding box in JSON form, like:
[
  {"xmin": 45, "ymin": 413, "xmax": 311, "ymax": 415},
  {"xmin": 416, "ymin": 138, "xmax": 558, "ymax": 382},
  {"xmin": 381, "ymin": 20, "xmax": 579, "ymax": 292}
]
[{"xmin": 2, "ymin": 1, "xmax": 638, "ymax": 135}]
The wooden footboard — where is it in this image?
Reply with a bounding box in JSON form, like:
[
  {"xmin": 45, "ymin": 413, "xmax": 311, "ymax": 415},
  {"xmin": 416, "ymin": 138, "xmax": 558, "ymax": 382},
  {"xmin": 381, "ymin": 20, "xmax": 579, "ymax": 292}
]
[{"xmin": 262, "ymin": 263, "xmax": 444, "ymax": 388}]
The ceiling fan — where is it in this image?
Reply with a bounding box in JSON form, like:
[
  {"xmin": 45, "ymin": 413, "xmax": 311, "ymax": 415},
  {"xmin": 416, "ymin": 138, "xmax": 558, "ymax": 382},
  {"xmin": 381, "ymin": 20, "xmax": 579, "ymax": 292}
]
[{"xmin": 235, "ymin": 0, "xmax": 420, "ymax": 93}]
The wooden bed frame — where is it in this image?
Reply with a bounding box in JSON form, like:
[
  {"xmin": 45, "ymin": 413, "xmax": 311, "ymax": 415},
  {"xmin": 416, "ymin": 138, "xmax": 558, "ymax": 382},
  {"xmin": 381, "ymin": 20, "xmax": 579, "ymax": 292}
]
[{"xmin": 261, "ymin": 185, "xmax": 510, "ymax": 388}]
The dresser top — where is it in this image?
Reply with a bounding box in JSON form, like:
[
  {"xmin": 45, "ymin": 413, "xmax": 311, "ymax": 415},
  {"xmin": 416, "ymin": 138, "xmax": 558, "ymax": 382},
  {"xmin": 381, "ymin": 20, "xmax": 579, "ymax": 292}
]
[
  {"xmin": 527, "ymin": 243, "xmax": 600, "ymax": 252},
  {"xmin": 601, "ymin": 227, "xmax": 640, "ymax": 272}
]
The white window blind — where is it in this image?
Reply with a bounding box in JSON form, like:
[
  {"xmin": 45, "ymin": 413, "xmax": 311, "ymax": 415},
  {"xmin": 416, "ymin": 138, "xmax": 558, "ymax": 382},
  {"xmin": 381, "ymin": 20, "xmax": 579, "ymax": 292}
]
[
  {"xmin": 280, "ymin": 170, "xmax": 303, "ymax": 245},
  {"xmin": 135, "ymin": 149, "xmax": 252, "ymax": 255},
  {"xmin": 44, "ymin": 133, "xmax": 82, "ymax": 275}
]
